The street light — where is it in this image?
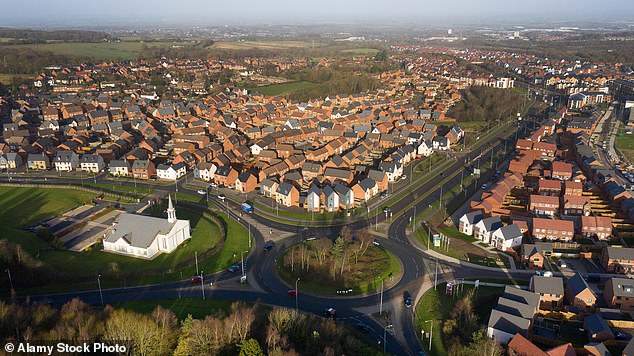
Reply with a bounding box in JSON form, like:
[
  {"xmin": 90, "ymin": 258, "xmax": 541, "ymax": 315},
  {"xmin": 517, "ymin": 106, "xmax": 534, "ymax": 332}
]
[
  {"xmin": 97, "ymin": 273, "xmax": 104, "ymax": 306},
  {"xmin": 200, "ymin": 271, "xmax": 205, "ymax": 300},
  {"xmin": 424, "ymin": 320, "xmax": 434, "ymax": 352},
  {"xmin": 295, "ymin": 278, "xmax": 300, "ymax": 310}
]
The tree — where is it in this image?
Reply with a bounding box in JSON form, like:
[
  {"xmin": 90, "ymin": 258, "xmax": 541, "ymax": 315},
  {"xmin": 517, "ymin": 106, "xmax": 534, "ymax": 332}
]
[
  {"xmin": 374, "ymin": 49, "xmax": 389, "ymax": 62},
  {"xmin": 239, "ymin": 338, "xmax": 264, "ymax": 356},
  {"xmin": 104, "ymin": 309, "xmax": 170, "ymax": 355},
  {"xmin": 313, "ymin": 238, "xmax": 331, "ymax": 266}
]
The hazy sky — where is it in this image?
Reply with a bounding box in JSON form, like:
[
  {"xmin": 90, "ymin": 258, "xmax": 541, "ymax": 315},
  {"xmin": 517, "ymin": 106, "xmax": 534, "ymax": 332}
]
[{"xmin": 1, "ymin": 0, "xmax": 633, "ymax": 26}]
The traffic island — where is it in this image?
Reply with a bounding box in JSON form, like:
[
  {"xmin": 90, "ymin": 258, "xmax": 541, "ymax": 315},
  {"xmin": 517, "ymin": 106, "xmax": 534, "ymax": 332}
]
[{"xmin": 275, "ymin": 235, "xmax": 403, "ymax": 297}]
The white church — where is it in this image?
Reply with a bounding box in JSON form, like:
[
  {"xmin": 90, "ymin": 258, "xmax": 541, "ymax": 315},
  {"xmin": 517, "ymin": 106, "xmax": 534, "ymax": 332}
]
[{"xmin": 103, "ymin": 195, "xmax": 191, "ymax": 259}]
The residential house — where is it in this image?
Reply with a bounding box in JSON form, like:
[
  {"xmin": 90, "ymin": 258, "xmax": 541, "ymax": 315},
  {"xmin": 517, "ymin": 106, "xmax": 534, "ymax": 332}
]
[
  {"xmin": 214, "ymin": 165, "xmax": 238, "ymax": 188},
  {"xmin": 260, "ymin": 178, "xmax": 279, "ymax": 199},
  {"xmin": 79, "ymin": 154, "xmax": 105, "ymax": 173},
  {"xmin": 487, "ymin": 286, "xmax": 539, "ymax": 344},
  {"xmin": 459, "ymin": 211, "xmax": 483, "ymax": 235},
  {"xmin": 564, "ymin": 181, "xmax": 583, "ymax": 196},
  {"xmin": 417, "ymin": 140, "xmax": 433, "ymax": 156},
  {"xmin": 530, "ymin": 276, "xmax": 564, "ymax": 309},
  {"xmin": 551, "ymin": 161, "xmax": 573, "ymax": 180},
  {"xmin": 194, "ymin": 162, "xmax": 217, "ymax": 182},
  {"xmin": 603, "ymin": 277, "xmax": 634, "ymax": 311},
  {"xmin": 305, "ymin": 184, "xmax": 321, "ymax": 212},
  {"xmin": 27, "ymin": 153, "xmax": 50, "ymax": 170},
  {"xmin": 491, "ymin": 224, "xmax": 523, "ymax": 250},
  {"xmin": 562, "ymin": 195, "xmax": 591, "ymax": 215},
  {"xmin": 601, "ymin": 247, "xmax": 634, "ymax": 274},
  {"xmin": 538, "ymin": 179, "xmax": 562, "ymax": 196},
  {"xmin": 235, "ymin": 172, "xmax": 257, "ymax": 193},
  {"xmin": 132, "ymin": 159, "xmax": 156, "ymax": 179},
  {"xmin": 352, "ymin": 178, "xmax": 378, "ymax": 202},
  {"xmin": 565, "ymin": 272, "xmax": 597, "ymax": 311},
  {"xmin": 334, "ymin": 183, "xmax": 354, "ymax": 210},
  {"xmin": 156, "ymin": 163, "xmax": 187, "ymax": 181},
  {"xmin": 530, "ymin": 195, "xmax": 559, "ymax": 216},
  {"xmin": 522, "ymin": 244, "xmax": 545, "ymax": 270},
  {"xmin": 276, "ymin": 182, "xmax": 299, "ymax": 207},
  {"xmin": 532, "ymin": 218, "xmax": 575, "ymax": 242},
  {"xmin": 5, "ymin": 152, "xmax": 22, "ymax": 169},
  {"xmin": 583, "ymin": 314, "xmax": 614, "ymax": 342},
  {"xmin": 322, "ymin": 185, "xmax": 339, "ymax": 212},
  {"xmin": 378, "ymin": 161, "xmax": 403, "ymax": 182},
  {"xmin": 473, "ymin": 216, "xmax": 503, "ymax": 244},
  {"xmin": 581, "ymin": 216, "xmax": 612, "ymax": 240},
  {"xmin": 108, "ymin": 160, "xmax": 130, "ymax": 176}
]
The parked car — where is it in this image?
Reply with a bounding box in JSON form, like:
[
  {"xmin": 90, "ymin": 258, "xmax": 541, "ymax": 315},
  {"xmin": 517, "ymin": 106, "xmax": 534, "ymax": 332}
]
[
  {"xmin": 218, "ymin": 194, "xmax": 226, "ymax": 201},
  {"xmin": 287, "ymin": 289, "xmax": 298, "ymax": 296},
  {"xmin": 558, "ymin": 260, "xmax": 567, "ymax": 268},
  {"xmin": 264, "ymin": 241, "xmax": 275, "ymax": 252},
  {"xmin": 227, "ymin": 265, "xmax": 240, "ymax": 273},
  {"xmin": 191, "ymin": 275, "xmax": 202, "ymax": 283},
  {"xmin": 197, "ymin": 189, "xmax": 206, "ymax": 195}
]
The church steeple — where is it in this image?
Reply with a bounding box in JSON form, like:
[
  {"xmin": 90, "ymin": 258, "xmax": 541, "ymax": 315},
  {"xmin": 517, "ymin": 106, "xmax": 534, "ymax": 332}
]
[{"xmin": 167, "ymin": 194, "xmax": 177, "ymax": 223}]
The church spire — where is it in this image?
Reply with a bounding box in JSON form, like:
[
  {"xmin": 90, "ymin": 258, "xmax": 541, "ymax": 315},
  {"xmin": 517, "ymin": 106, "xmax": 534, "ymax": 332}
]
[{"xmin": 167, "ymin": 194, "xmax": 177, "ymax": 223}]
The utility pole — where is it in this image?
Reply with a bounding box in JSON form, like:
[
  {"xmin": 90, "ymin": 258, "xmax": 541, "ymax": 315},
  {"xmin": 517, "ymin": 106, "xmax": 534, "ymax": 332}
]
[
  {"xmin": 434, "ymin": 259, "xmax": 438, "ymax": 290},
  {"xmin": 200, "ymin": 271, "xmax": 205, "ymax": 300},
  {"xmin": 412, "ymin": 205, "xmax": 416, "ymax": 233},
  {"xmin": 295, "ymin": 278, "xmax": 300, "ymax": 310},
  {"xmin": 241, "ymin": 251, "xmax": 246, "ymax": 278},
  {"xmin": 379, "ymin": 278, "xmax": 384, "ymax": 315},
  {"xmin": 97, "ymin": 273, "xmax": 104, "ymax": 306},
  {"xmin": 248, "ymin": 222, "xmax": 251, "ymax": 248},
  {"xmin": 460, "ymin": 169, "xmax": 464, "ymax": 192},
  {"xmin": 195, "ymin": 251, "xmax": 199, "ymax": 276},
  {"xmin": 424, "ymin": 320, "xmax": 434, "ymax": 352}
]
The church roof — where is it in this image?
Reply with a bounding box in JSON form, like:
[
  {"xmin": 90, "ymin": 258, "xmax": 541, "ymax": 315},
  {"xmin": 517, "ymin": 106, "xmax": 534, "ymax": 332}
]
[{"xmin": 105, "ymin": 213, "xmax": 177, "ymax": 248}]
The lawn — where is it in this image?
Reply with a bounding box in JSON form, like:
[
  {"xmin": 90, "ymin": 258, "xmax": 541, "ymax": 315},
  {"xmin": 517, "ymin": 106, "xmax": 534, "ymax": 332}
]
[
  {"xmin": 250, "ymin": 81, "xmax": 320, "ymax": 97},
  {"xmin": 0, "ymin": 187, "xmax": 250, "ymax": 293},
  {"xmin": 112, "ymin": 298, "xmax": 233, "ymax": 320},
  {"xmin": 6, "ymin": 41, "xmax": 186, "ymax": 60},
  {"xmin": 276, "ymin": 241, "xmax": 402, "ymax": 296},
  {"xmin": 341, "ymin": 48, "xmax": 380, "ymax": 56},
  {"xmin": 616, "ymin": 125, "xmax": 634, "ymax": 163},
  {"xmin": 0, "ymin": 73, "xmax": 33, "ymax": 84},
  {"xmin": 414, "ymin": 283, "xmax": 503, "ymax": 356}
]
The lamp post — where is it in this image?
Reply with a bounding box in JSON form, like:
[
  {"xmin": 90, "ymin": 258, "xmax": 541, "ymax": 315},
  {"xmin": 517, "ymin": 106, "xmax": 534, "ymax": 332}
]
[
  {"xmin": 424, "ymin": 320, "xmax": 434, "ymax": 352},
  {"xmin": 200, "ymin": 271, "xmax": 205, "ymax": 300},
  {"xmin": 195, "ymin": 251, "xmax": 199, "ymax": 276},
  {"xmin": 97, "ymin": 273, "xmax": 104, "ymax": 306},
  {"xmin": 295, "ymin": 278, "xmax": 300, "ymax": 310},
  {"xmin": 434, "ymin": 259, "xmax": 438, "ymax": 290},
  {"xmin": 379, "ymin": 277, "xmax": 384, "ymax": 315}
]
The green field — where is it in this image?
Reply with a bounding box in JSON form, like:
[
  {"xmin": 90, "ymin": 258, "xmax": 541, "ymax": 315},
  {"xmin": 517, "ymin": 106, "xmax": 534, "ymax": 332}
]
[
  {"xmin": 414, "ymin": 283, "xmax": 503, "ymax": 356},
  {"xmin": 250, "ymin": 81, "xmax": 320, "ymax": 97},
  {"xmin": 0, "ymin": 186, "xmax": 250, "ymax": 292},
  {"xmin": 340, "ymin": 48, "xmax": 380, "ymax": 56},
  {"xmin": 0, "ymin": 73, "xmax": 33, "ymax": 84},
  {"xmin": 5, "ymin": 41, "xmax": 186, "ymax": 60}
]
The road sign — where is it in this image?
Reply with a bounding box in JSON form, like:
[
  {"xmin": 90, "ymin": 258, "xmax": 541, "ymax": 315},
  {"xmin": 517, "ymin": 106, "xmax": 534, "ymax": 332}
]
[
  {"xmin": 433, "ymin": 234, "xmax": 441, "ymax": 247},
  {"xmin": 445, "ymin": 282, "xmax": 453, "ymax": 295}
]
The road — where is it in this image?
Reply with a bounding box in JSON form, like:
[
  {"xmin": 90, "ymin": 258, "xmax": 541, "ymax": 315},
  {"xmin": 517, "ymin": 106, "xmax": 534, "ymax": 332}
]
[{"xmin": 6, "ymin": 107, "xmax": 550, "ymax": 355}]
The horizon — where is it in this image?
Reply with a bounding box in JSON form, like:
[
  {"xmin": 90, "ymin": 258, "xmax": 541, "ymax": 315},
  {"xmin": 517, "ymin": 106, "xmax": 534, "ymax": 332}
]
[{"xmin": 1, "ymin": 0, "xmax": 634, "ymax": 28}]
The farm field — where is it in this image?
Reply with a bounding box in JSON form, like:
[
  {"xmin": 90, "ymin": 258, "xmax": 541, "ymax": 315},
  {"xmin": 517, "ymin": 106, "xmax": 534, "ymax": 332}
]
[
  {"xmin": 4, "ymin": 41, "xmax": 187, "ymax": 60},
  {"xmin": 250, "ymin": 81, "xmax": 320, "ymax": 96},
  {"xmin": 211, "ymin": 40, "xmax": 327, "ymax": 50}
]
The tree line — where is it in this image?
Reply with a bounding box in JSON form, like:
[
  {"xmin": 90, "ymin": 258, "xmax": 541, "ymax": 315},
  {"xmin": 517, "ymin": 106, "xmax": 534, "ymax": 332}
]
[
  {"xmin": 0, "ymin": 299, "xmax": 381, "ymax": 356},
  {"xmin": 0, "ymin": 28, "xmax": 110, "ymax": 44},
  {"xmin": 448, "ymin": 85, "xmax": 526, "ymax": 123}
]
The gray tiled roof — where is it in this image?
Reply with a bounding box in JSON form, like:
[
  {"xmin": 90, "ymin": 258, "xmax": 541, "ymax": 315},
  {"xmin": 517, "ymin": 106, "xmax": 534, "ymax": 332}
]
[{"xmin": 105, "ymin": 213, "xmax": 175, "ymax": 248}]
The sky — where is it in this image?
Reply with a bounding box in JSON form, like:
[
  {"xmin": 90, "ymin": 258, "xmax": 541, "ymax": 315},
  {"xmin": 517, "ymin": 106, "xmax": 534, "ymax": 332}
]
[{"xmin": 1, "ymin": 0, "xmax": 633, "ymax": 27}]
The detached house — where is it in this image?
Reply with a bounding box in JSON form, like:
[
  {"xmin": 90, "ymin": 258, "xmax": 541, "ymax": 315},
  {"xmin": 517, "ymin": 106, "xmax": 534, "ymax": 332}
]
[
  {"xmin": 260, "ymin": 178, "xmax": 279, "ymax": 198},
  {"xmin": 322, "ymin": 185, "xmax": 339, "ymax": 212},
  {"xmin": 379, "ymin": 161, "xmax": 403, "ymax": 182},
  {"xmin": 352, "ymin": 178, "xmax": 378, "ymax": 203},
  {"xmin": 530, "ymin": 276, "xmax": 564, "ymax": 309},
  {"xmin": 334, "ymin": 183, "xmax": 354, "ymax": 210},
  {"xmin": 473, "ymin": 216, "xmax": 503, "ymax": 244},
  {"xmin": 491, "ymin": 224, "xmax": 523, "ymax": 250},
  {"xmin": 194, "ymin": 162, "xmax": 217, "ymax": 182},
  {"xmin": 459, "ymin": 211, "xmax": 483, "ymax": 235},
  {"xmin": 214, "ymin": 165, "xmax": 238, "ymax": 188},
  {"xmin": 156, "ymin": 163, "xmax": 187, "ymax": 181},
  {"xmin": 565, "ymin": 272, "xmax": 597, "ymax": 311},
  {"xmin": 305, "ymin": 184, "xmax": 321, "ymax": 212}
]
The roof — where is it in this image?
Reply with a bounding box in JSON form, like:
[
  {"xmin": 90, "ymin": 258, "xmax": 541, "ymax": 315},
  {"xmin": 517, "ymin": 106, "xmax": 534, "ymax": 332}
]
[
  {"xmin": 496, "ymin": 297, "xmax": 537, "ymax": 319},
  {"xmin": 605, "ymin": 247, "xmax": 634, "ymax": 261},
  {"xmin": 477, "ymin": 216, "xmax": 502, "ymax": 231},
  {"xmin": 503, "ymin": 286, "xmax": 540, "ymax": 310},
  {"xmin": 533, "ymin": 218, "xmax": 575, "ymax": 232},
  {"xmin": 276, "ymin": 182, "xmax": 295, "ymax": 196},
  {"xmin": 567, "ymin": 272, "xmax": 592, "ymax": 297},
  {"xmin": 583, "ymin": 314, "xmax": 613, "ymax": 338},
  {"xmin": 105, "ymin": 213, "xmax": 179, "ymax": 248},
  {"xmin": 606, "ymin": 277, "xmax": 634, "ymax": 298},
  {"xmin": 531, "ymin": 276, "xmax": 564, "ymax": 296},
  {"xmin": 461, "ymin": 211, "xmax": 483, "ymax": 225},
  {"xmin": 494, "ymin": 224, "xmax": 522, "ymax": 240},
  {"xmin": 487, "ymin": 309, "xmax": 531, "ymax": 336},
  {"xmin": 508, "ymin": 333, "xmax": 547, "ymax": 356}
]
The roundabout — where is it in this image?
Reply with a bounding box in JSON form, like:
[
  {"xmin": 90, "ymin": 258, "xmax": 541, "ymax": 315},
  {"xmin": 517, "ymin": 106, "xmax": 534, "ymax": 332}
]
[{"xmin": 274, "ymin": 236, "xmax": 403, "ymax": 297}]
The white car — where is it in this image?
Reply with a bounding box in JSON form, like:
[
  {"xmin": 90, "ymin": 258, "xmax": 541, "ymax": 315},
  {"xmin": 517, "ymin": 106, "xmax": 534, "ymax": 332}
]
[
  {"xmin": 218, "ymin": 194, "xmax": 226, "ymax": 201},
  {"xmin": 197, "ymin": 189, "xmax": 206, "ymax": 195}
]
